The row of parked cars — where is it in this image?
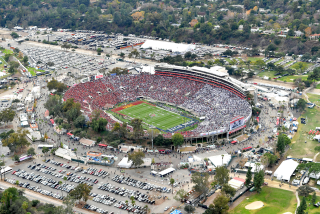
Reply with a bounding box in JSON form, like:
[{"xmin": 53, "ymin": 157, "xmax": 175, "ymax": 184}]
[
  {"xmin": 48, "ymin": 159, "xmax": 82, "ymax": 171},
  {"xmin": 98, "ymin": 183, "xmax": 154, "ymax": 204},
  {"xmin": 82, "ymin": 167, "xmax": 110, "ymax": 178},
  {"xmin": 89, "ymin": 192, "xmax": 146, "ymax": 214},
  {"xmin": 112, "ymin": 175, "xmax": 171, "ymax": 193},
  {"xmin": 13, "ymin": 169, "xmax": 76, "ymax": 193},
  {"xmin": 5, "ymin": 178, "xmax": 66, "ymax": 200},
  {"xmin": 83, "ymin": 203, "xmax": 113, "ymax": 214}
]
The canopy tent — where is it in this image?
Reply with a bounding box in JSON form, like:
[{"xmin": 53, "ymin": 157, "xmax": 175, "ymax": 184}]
[
  {"xmin": 244, "ymin": 162, "xmax": 264, "ymax": 172},
  {"xmin": 273, "ymin": 159, "xmax": 299, "ymax": 181},
  {"xmin": 170, "ymin": 210, "xmax": 182, "ymax": 214},
  {"xmin": 208, "ymin": 154, "xmax": 232, "ymax": 167},
  {"xmin": 117, "ymin": 157, "xmax": 132, "ymax": 168},
  {"xmin": 158, "ymin": 167, "xmax": 175, "ymax": 177},
  {"xmin": 50, "ymin": 119, "xmax": 54, "ymax": 124},
  {"xmin": 98, "ymin": 144, "xmax": 108, "ymax": 147},
  {"xmin": 21, "ymin": 121, "xmax": 29, "ymax": 127},
  {"xmin": 231, "ymin": 141, "xmax": 237, "ymax": 144}
]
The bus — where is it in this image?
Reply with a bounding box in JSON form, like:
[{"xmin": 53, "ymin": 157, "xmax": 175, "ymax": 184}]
[
  {"xmin": 19, "ymin": 155, "xmax": 32, "ymax": 162},
  {"xmin": 242, "ymin": 146, "xmax": 252, "ymax": 152},
  {"xmin": 0, "ymin": 166, "xmax": 13, "ymax": 175},
  {"xmin": 38, "ymin": 145, "xmax": 54, "ymax": 150}
]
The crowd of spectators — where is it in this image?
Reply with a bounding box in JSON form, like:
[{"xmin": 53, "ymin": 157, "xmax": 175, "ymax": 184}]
[{"xmin": 64, "ymin": 73, "xmax": 251, "ymax": 136}]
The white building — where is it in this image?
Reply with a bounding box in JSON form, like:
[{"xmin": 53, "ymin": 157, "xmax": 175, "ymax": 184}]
[{"xmin": 141, "ymin": 40, "xmax": 196, "ymax": 52}]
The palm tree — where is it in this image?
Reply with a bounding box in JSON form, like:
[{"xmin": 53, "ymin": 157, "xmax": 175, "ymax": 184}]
[
  {"xmin": 125, "ymin": 200, "xmax": 130, "ymax": 214},
  {"xmin": 59, "ymin": 181, "xmax": 63, "ymax": 196},
  {"xmin": 144, "ymin": 205, "xmax": 150, "ymax": 214},
  {"xmin": 170, "ymin": 178, "xmax": 175, "ymax": 194},
  {"xmin": 42, "ymin": 147, "xmax": 49, "ymax": 160},
  {"xmin": 102, "ymin": 157, "xmax": 109, "ymax": 166}
]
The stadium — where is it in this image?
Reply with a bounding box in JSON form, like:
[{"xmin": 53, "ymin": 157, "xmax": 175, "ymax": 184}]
[{"xmin": 64, "ymin": 63, "xmax": 252, "ymax": 141}]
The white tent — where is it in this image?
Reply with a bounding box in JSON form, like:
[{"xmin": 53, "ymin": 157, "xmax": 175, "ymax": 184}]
[
  {"xmin": 141, "ymin": 40, "xmax": 196, "ymax": 52},
  {"xmin": 273, "ymin": 159, "xmax": 299, "ymax": 181},
  {"xmin": 228, "ymin": 179, "xmax": 244, "ymax": 190},
  {"xmin": 158, "ymin": 167, "xmax": 175, "ymax": 177},
  {"xmin": 55, "ymin": 148, "xmax": 76, "ymax": 161},
  {"xmin": 117, "ymin": 157, "xmax": 132, "ymax": 168},
  {"xmin": 208, "ymin": 154, "xmax": 232, "ymax": 167},
  {"xmin": 244, "ymin": 162, "xmax": 264, "ymax": 172}
]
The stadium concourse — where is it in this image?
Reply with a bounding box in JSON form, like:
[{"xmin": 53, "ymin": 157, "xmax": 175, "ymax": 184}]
[{"xmin": 64, "ymin": 73, "xmax": 251, "ymax": 138}]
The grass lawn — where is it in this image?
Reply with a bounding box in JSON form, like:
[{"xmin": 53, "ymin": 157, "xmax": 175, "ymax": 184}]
[
  {"xmin": 299, "ymin": 195, "xmax": 320, "ymax": 214},
  {"xmin": 257, "ymin": 71, "xmax": 276, "ymax": 78},
  {"xmin": 229, "ymin": 187, "xmax": 296, "ymax": 214},
  {"xmin": 278, "ymin": 75, "xmax": 308, "ymax": 82},
  {"xmin": 307, "ymin": 94, "xmax": 320, "ymax": 106},
  {"xmin": 316, "ymin": 84, "xmax": 320, "ymax": 89},
  {"xmin": 27, "ymin": 67, "xmax": 44, "ymax": 76},
  {"xmin": 117, "ymin": 102, "xmax": 193, "ymax": 131},
  {"xmin": 288, "ymin": 107, "xmax": 320, "ymax": 158},
  {"xmin": 275, "ymin": 59, "xmax": 283, "ymax": 65},
  {"xmin": 1, "ymin": 49, "xmax": 13, "ymax": 55},
  {"xmin": 247, "ymin": 57, "xmax": 264, "ymax": 62}
]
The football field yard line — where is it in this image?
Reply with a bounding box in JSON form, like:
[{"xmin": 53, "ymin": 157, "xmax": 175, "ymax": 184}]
[{"xmin": 118, "ymin": 103, "xmax": 191, "ymax": 130}]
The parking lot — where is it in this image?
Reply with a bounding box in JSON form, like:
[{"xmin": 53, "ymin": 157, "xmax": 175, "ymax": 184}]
[{"xmin": 5, "ymin": 157, "xmax": 183, "ymax": 214}]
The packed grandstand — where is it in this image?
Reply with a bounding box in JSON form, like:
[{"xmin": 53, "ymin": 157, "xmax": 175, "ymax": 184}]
[{"xmin": 64, "ymin": 69, "xmax": 252, "ymax": 138}]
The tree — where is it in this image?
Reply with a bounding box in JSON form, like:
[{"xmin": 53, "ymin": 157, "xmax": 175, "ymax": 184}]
[
  {"xmin": 292, "ymin": 62, "xmax": 307, "ymax": 73},
  {"xmin": 305, "ymin": 27, "xmax": 312, "ymax": 37},
  {"xmin": 255, "ymin": 59, "xmax": 266, "ymax": 70},
  {"xmin": 253, "ymin": 169, "xmax": 264, "ymax": 193},
  {"xmin": 27, "ymin": 147, "xmax": 36, "ymax": 156},
  {"xmin": 184, "ymin": 204, "xmax": 195, "ymax": 214},
  {"xmin": 128, "ymin": 151, "xmax": 145, "ymax": 168},
  {"xmin": 297, "ymin": 98, "xmax": 307, "ymax": 111},
  {"xmin": 74, "ymin": 115, "xmax": 86, "ymax": 128},
  {"xmin": 191, "ymin": 172, "xmax": 210, "ymax": 198},
  {"xmin": 22, "ymin": 201, "xmax": 28, "ymax": 210},
  {"xmin": 10, "ymin": 32, "xmax": 19, "ymax": 38},
  {"xmin": 97, "ymin": 48, "xmax": 103, "ymax": 55},
  {"xmin": 69, "ymin": 183, "xmax": 92, "ymax": 204},
  {"xmin": 315, "ymin": 146, "xmax": 320, "ymax": 152},
  {"xmin": 311, "ymin": 47, "xmax": 319, "ymax": 55},
  {"xmin": 170, "ymin": 178, "xmax": 175, "ymax": 194},
  {"xmin": 120, "ymin": 52, "xmax": 125, "ymax": 59},
  {"xmin": 42, "ymin": 147, "xmax": 49, "ymax": 160},
  {"xmin": 222, "ymin": 184, "xmax": 236, "ymax": 198},
  {"xmin": 47, "ymin": 61, "xmax": 54, "ymax": 66},
  {"xmin": 312, "ymin": 192, "xmax": 317, "ymax": 204},
  {"xmin": 212, "ymin": 193, "xmax": 229, "ymax": 214},
  {"xmin": 297, "ymin": 185, "xmax": 315, "ymax": 197},
  {"xmin": 214, "ymin": 166, "xmax": 229, "ymax": 185},
  {"xmin": 245, "ymin": 167, "xmax": 252, "ymax": 188},
  {"xmin": 131, "ymin": 118, "xmax": 144, "ymax": 143},
  {"xmin": 128, "ymin": 49, "xmax": 140, "ymax": 62},
  {"xmin": 172, "ymin": 133, "xmax": 184, "ymax": 147},
  {"xmin": 23, "ymin": 56, "xmax": 28, "ymax": 65},
  {"xmin": 262, "ymin": 153, "xmax": 277, "ymax": 166},
  {"xmin": 109, "ymin": 67, "xmax": 128, "ymax": 75},
  {"xmin": 276, "ymin": 135, "xmax": 285, "ymax": 155},
  {"xmin": 174, "ymin": 189, "xmax": 187, "ymax": 202},
  {"xmin": 91, "ymin": 118, "xmax": 108, "ymax": 133}
]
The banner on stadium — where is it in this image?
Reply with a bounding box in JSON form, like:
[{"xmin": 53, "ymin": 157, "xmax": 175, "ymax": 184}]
[
  {"xmin": 229, "ymin": 116, "xmax": 245, "ymax": 131},
  {"xmin": 95, "ymin": 74, "xmax": 103, "ymax": 80},
  {"xmin": 199, "ymin": 128, "xmax": 226, "ymax": 136}
]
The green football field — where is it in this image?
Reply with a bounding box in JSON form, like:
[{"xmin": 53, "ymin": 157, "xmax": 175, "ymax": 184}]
[{"xmin": 118, "ymin": 103, "xmax": 191, "ymax": 131}]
